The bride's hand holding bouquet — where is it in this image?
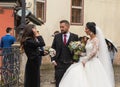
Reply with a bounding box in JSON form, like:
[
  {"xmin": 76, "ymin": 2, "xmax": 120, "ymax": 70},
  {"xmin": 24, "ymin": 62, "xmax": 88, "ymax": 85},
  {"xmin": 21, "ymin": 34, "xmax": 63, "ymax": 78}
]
[{"xmin": 68, "ymin": 41, "xmax": 85, "ymax": 62}]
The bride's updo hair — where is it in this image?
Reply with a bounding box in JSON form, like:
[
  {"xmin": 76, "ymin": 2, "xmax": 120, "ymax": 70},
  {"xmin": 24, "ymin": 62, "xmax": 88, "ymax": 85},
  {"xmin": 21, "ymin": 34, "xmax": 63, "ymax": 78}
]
[{"xmin": 86, "ymin": 22, "xmax": 96, "ymax": 34}]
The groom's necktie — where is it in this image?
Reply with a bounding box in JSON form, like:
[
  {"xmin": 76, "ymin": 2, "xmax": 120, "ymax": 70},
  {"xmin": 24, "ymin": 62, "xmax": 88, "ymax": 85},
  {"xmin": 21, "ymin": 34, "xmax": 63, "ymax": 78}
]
[{"xmin": 64, "ymin": 34, "xmax": 67, "ymax": 45}]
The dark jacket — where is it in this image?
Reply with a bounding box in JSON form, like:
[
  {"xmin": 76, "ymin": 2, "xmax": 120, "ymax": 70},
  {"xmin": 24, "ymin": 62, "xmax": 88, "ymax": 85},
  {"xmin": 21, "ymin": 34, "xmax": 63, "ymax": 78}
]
[
  {"xmin": 51, "ymin": 33, "xmax": 78, "ymax": 63},
  {"xmin": 23, "ymin": 36, "xmax": 45, "ymax": 87},
  {"xmin": 23, "ymin": 36, "xmax": 45, "ymax": 60}
]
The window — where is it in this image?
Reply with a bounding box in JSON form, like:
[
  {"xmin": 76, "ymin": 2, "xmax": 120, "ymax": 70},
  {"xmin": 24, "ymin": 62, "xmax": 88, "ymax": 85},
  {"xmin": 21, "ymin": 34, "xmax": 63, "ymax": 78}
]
[
  {"xmin": 71, "ymin": 0, "xmax": 84, "ymax": 25},
  {"xmin": 36, "ymin": 0, "xmax": 46, "ymax": 22}
]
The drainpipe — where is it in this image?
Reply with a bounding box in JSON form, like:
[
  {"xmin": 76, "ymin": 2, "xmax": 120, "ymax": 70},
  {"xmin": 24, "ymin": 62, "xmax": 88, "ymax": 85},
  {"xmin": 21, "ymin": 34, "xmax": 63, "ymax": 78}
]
[
  {"xmin": 20, "ymin": 0, "xmax": 26, "ymax": 28},
  {"xmin": 34, "ymin": 0, "xmax": 36, "ymax": 16},
  {"xmin": 17, "ymin": 0, "xmax": 26, "ymax": 41}
]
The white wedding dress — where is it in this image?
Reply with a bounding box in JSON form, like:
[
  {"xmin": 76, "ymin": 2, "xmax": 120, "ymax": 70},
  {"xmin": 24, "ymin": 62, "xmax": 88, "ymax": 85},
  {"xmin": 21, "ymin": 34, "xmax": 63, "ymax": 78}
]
[{"xmin": 59, "ymin": 37, "xmax": 113, "ymax": 87}]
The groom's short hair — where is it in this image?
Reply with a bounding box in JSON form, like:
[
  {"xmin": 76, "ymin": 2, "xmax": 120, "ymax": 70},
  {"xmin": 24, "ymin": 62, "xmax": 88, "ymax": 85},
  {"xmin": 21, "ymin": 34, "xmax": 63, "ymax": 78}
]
[{"xmin": 60, "ymin": 20, "xmax": 70, "ymax": 26}]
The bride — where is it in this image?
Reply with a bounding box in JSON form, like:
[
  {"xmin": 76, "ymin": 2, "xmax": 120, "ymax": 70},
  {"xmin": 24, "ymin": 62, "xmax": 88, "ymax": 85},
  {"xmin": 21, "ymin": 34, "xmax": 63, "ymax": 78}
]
[{"xmin": 59, "ymin": 22, "xmax": 115, "ymax": 87}]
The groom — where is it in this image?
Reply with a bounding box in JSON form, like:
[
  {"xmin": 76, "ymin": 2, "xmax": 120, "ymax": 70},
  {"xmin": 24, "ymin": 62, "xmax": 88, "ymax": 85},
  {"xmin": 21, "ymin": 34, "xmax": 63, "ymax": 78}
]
[{"xmin": 51, "ymin": 20, "xmax": 78, "ymax": 87}]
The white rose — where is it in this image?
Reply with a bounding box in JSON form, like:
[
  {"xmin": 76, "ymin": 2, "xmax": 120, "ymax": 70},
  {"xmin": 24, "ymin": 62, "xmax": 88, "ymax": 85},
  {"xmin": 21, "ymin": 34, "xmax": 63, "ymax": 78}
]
[{"xmin": 49, "ymin": 48, "xmax": 56, "ymax": 57}]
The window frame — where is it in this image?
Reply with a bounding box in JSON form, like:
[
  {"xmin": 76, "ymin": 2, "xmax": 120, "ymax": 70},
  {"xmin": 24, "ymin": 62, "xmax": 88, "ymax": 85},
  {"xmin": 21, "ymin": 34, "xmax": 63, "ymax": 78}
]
[
  {"xmin": 70, "ymin": 0, "xmax": 84, "ymax": 25},
  {"xmin": 36, "ymin": 0, "xmax": 46, "ymax": 22}
]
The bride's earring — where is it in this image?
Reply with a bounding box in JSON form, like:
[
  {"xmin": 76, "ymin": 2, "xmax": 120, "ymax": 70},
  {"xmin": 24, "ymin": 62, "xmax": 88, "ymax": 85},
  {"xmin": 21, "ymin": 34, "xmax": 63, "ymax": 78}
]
[{"xmin": 90, "ymin": 32, "xmax": 93, "ymax": 35}]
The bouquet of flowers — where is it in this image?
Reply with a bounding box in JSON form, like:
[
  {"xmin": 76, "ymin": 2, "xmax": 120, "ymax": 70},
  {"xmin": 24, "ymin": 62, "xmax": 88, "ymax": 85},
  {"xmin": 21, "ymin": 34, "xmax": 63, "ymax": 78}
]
[
  {"xmin": 68, "ymin": 41, "xmax": 85, "ymax": 61},
  {"xmin": 49, "ymin": 48, "xmax": 56, "ymax": 57},
  {"xmin": 44, "ymin": 47, "xmax": 56, "ymax": 57}
]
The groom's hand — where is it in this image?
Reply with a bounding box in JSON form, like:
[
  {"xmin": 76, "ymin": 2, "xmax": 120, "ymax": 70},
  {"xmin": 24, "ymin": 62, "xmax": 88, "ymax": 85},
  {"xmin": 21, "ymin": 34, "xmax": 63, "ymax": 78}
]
[
  {"xmin": 44, "ymin": 51, "xmax": 49, "ymax": 55},
  {"xmin": 52, "ymin": 61, "xmax": 57, "ymax": 66}
]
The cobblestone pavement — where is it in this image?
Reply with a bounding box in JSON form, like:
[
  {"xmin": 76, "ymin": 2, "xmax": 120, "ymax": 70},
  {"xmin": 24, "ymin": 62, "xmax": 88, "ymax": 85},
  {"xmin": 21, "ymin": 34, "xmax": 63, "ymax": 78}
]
[
  {"xmin": 40, "ymin": 63, "xmax": 120, "ymax": 87},
  {"xmin": 40, "ymin": 64, "xmax": 55, "ymax": 87},
  {"xmin": 40, "ymin": 48, "xmax": 120, "ymax": 87},
  {"xmin": 19, "ymin": 48, "xmax": 120, "ymax": 87},
  {"xmin": 114, "ymin": 65, "xmax": 120, "ymax": 87},
  {"xmin": 19, "ymin": 64, "xmax": 120, "ymax": 87}
]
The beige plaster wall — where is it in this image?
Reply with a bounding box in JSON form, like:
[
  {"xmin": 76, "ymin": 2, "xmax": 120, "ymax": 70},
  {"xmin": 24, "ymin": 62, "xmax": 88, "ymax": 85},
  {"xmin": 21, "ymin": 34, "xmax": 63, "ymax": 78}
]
[{"xmin": 27, "ymin": 0, "xmax": 120, "ymax": 47}]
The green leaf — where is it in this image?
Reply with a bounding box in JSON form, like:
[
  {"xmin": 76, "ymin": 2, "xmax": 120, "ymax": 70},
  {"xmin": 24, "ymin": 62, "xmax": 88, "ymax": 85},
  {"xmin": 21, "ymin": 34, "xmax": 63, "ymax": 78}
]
[{"xmin": 73, "ymin": 54, "xmax": 79, "ymax": 61}]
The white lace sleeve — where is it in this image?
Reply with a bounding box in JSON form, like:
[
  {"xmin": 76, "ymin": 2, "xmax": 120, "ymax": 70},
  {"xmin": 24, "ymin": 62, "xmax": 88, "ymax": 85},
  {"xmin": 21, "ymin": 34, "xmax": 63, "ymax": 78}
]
[
  {"xmin": 87, "ymin": 38, "xmax": 99, "ymax": 60},
  {"xmin": 80, "ymin": 52, "xmax": 86, "ymax": 57},
  {"xmin": 81, "ymin": 38, "xmax": 99, "ymax": 62}
]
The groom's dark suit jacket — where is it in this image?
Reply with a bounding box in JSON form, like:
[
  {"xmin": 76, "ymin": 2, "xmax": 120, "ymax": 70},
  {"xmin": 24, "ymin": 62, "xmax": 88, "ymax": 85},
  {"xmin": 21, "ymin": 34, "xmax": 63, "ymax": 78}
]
[{"xmin": 51, "ymin": 33, "xmax": 78, "ymax": 63}]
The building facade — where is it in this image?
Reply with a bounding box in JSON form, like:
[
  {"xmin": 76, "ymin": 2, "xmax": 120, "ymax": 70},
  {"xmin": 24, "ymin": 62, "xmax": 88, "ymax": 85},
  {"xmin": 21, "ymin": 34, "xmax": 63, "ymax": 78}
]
[
  {"xmin": 27, "ymin": 0, "xmax": 120, "ymax": 47},
  {"xmin": 25, "ymin": 0, "xmax": 120, "ymax": 47},
  {"xmin": 0, "ymin": 3, "xmax": 16, "ymax": 38}
]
